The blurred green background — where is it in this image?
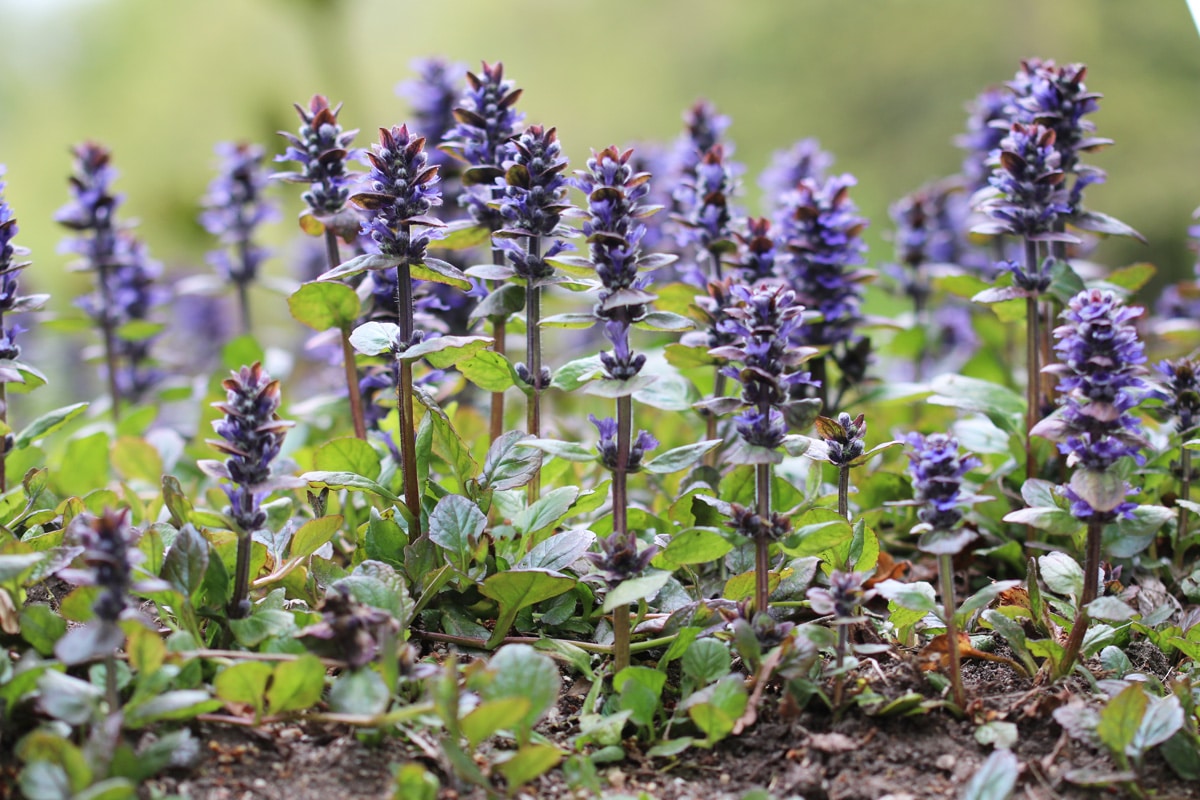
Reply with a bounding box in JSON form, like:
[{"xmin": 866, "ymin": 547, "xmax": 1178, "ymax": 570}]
[{"xmin": 0, "ymin": 0, "xmax": 1198, "ymax": 374}]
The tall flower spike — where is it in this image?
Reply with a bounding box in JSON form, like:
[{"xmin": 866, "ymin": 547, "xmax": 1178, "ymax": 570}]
[
  {"xmin": 442, "ymin": 60, "xmax": 525, "ymax": 230},
  {"xmin": 776, "ymin": 174, "xmax": 870, "ymax": 349},
  {"xmin": 107, "ymin": 233, "xmax": 167, "ymax": 400},
  {"xmin": 358, "ymin": 124, "xmax": 443, "ymax": 269},
  {"xmin": 759, "ymin": 138, "xmax": 834, "ymax": 211},
  {"xmin": 0, "ymin": 165, "xmax": 45, "ymax": 373},
  {"xmin": 672, "ymin": 143, "xmax": 739, "ymax": 280},
  {"xmin": 201, "ymin": 142, "xmax": 277, "ymax": 287},
  {"xmin": 973, "ymin": 122, "xmax": 1071, "ymax": 243},
  {"xmin": 956, "ymin": 87, "xmax": 1012, "ymax": 193},
  {"xmin": 203, "ymin": 362, "xmax": 296, "ymax": 533},
  {"xmin": 275, "ymin": 95, "xmax": 360, "ymax": 238},
  {"xmin": 1037, "ymin": 289, "xmax": 1148, "ymax": 519},
  {"xmin": 399, "ymin": 57, "xmax": 464, "ymax": 171},
  {"xmin": 905, "ymin": 432, "xmax": 981, "ymax": 536},
  {"xmin": 1157, "ymin": 358, "xmax": 1200, "ymax": 436}
]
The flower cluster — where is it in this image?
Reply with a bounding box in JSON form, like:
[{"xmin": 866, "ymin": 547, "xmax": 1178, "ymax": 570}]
[
  {"xmin": 818, "ymin": 412, "xmax": 866, "ymax": 468},
  {"xmin": 1157, "ymin": 358, "xmax": 1200, "ymax": 435},
  {"xmin": 0, "ymin": 166, "xmax": 39, "ymax": 366},
  {"xmin": 586, "ymin": 532, "xmax": 658, "ymax": 588},
  {"xmin": 590, "ymin": 413, "xmax": 656, "ymax": 473},
  {"xmin": 399, "ymin": 58, "xmax": 463, "ymax": 171},
  {"xmin": 574, "ymin": 145, "xmax": 658, "ymax": 324},
  {"xmin": 107, "ymin": 235, "xmax": 168, "ymax": 398},
  {"xmin": 275, "ymin": 95, "xmax": 360, "ymax": 236},
  {"xmin": 1039, "ymin": 289, "xmax": 1148, "ymax": 519},
  {"xmin": 298, "ymin": 584, "xmax": 400, "ymax": 669},
  {"xmin": 759, "ymin": 138, "xmax": 833, "ymax": 210},
  {"xmin": 775, "ymin": 174, "xmax": 870, "ymax": 348},
  {"xmin": 956, "ymin": 86, "xmax": 1011, "ymax": 193},
  {"xmin": 711, "ymin": 284, "xmax": 817, "ymax": 450},
  {"xmin": 905, "ymin": 432, "xmax": 980, "ymax": 534},
  {"xmin": 672, "ymin": 143, "xmax": 738, "ymax": 274},
  {"xmin": 203, "ymin": 363, "xmax": 295, "ymax": 533},
  {"xmin": 727, "ymin": 502, "xmax": 792, "ymax": 543},
  {"xmin": 356, "ymin": 124, "xmax": 443, "ymax": 266},
  {"xmin": 973, "ymin": 122, "xmax": 1070, "ymax": 241},
  {"xmin": 732, "ymin": 217, "xmax": 781, "ymax": 284},
  {"xmin": 55, "ymin": 141, "xmax": 121, "ymax": 267},
  {"xmin": 1007, "ymin": 59, "xmax": 1108, "ymax": 212},
  {"xmin": 201, "ymin": 142, "xmax": 276, "ymax": 286},
  {"xmin": 442, "ymin": 61, "xmax": 524, "ymax": 230},
  {"xmin": 497, "ymin": 125, "xmax": 571, "ymax": 261},
  {"xmin": 806, "ymin": 570, "xmax": 875, "ymax": 624}
]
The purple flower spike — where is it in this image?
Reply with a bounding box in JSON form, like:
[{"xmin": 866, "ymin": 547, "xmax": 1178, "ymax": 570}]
[
  {"xmin": 201, "ymin": 142, "xmax": 277, "ymax": 287},
  {"xmin": 0, "ymin": 165, "xmax": 38, "ymax": 364},
  {"xmin": 905, "ymin": 432, "xmax": 980, "ymax": 534},
  {"xmin": 1157, "ymin": 358, "xmax": 1200, "ymax": 435},
  {"xmin": 398, "ymin": 58, "xmax": 465, "ymax": 170},
  {"xmin": 355, "ymin": 124, "xmax": 444, "ymax": 264},
  {"xmin": 759, "ymin": 138, "xmax": 834, "ymax": 210},
  {"xmin": 275, "ymin": 95, "xmax": 360, "ymax": 238},
  {"xmin": 973, "ymin": 122, "xmax": 1071, "ymax": 241},
  {"xmin": 956, "ymin": 87, "xmax": 1012, "ymax": 193}
]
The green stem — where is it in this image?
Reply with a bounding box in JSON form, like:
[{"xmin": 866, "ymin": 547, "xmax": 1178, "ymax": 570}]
[
  {"xmin": 832, "ymin": 624, "xmax": 848, "ymax": 709},
  {"xmin": 1057, "ymin": 517, "xmax": 1103, "ymax": 678},
  {"xmin": 939, "ymin": 552, "xmax": 965, "ymax": 708},
  {"xmin": 488, "ymin": 243, "xmax": 507, "ymax": 444},
  {"xmin": 1024, "ymin": 238, "xmax": 1041, "ymax": 488},
  {"xmin": 105, "ymin": 652, "xmax": 119, "ymax": 711},
  {"xmin": 1177, "ymin": 447, "xmax": 1192, "ymax": 571},
  {"xmin": 837, "ymin": 465, "xmax": 850, "ymax": 522},
  {"xmin": 525, "ymin": 235, "xmax": 543, "ymax": 502},
  {"xmin": 396, "ymin": 232, "xmax": 422, "ymax": 541},
  {"xmin": 754, "ymin": 460, "xmax": 772, "ymax": 616},
  {"xmin": 612, "ymin": 603, "xmax": 631, "ymax": 674},
  {"xmin": 325, "ymin": 231, "xmax": 366, "ymax": 441},
  {"xmin": 230, "ymin": 529, "xmax": 252, "ymax": 619}
]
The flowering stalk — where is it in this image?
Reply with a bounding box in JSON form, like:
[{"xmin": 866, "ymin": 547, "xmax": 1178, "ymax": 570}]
[
  {"xmin": 275, "ymin": 95, "xmax": 367, "ymax": 439},
  {"xmin": 817, "ymin": 412, "xmax": 867, "ymax": 525},
  {"xmin": 905, "ymin": 432, "xmax": 981, "ymax": 708},
  {"xmin": 56, "ymin": 142, "xmax": 125, "ymax": 421},
  {"xmin": 201, "ymin": 363, "xmax": 297, "ymax": 618},
  {"xmin": 201, "ymin": 142, "xmax": 276, "ymax": 335},
  {"xmin": 974, "ymin": 122, "xmax": 1072, "ymax": 482},
  {"xmin": 0, "ymin": 166, "xmax": 46, "ymax": 493},
  {"xmin": 775, "ymin": 174, "xmax": 870, "ymax": 413},
  {"xmin": 1157, "ymin": 358, "xmax": 1200, "ymax": 568},
  {"xmin": 342, "ymin": 125, "xmax": 448, "ymax": 538},
  {"xmin": 708, "ymin": 285, "xmax": 815, "ymax": 613},
  {"xmin": 807, "ymin": 570, "xmax": 874, "ymax": 710},
  {"xmin": 496, "ymin": 124, "xmax": 571, "ymax": 498},
  {"xmin": 443, "ymin": 61, "xmax": 524, "ymax": 443},
  {"xmin": 1034, "ymin": 289, "xmax": 1147, "ymax": 676}
]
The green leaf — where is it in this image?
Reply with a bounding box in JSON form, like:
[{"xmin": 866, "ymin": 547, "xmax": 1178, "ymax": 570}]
[
  {"xmin": 1101, "ymin": 262, "xmax": 1155, "ymax": 294},
  {"xmin": 337, "ymin": 561, "xmax": 413, "ymax": 623},
  {"xmin": 480, "ymin": 431, "xmax": 542, "ymax": 491},
  {"xmin": 18, "ymin": 761, "xmax": 73, "ymax": 800},
  {"xmin": 496, "ymin": 743, "xmax": 564, "ymax": 793},
  {"xmin": 461, "ymin": 697, "xmax": 532, "ymax": 749},
  {"xmin": 14, "ymin": 402, "xmax": 88, "ymax": 449},
  {"xmin": 36, "ymin": 670, "xmax": 103, "ymax": 725},
  {"xmin": 603, "ymin": 570, "xmax": 671, "ymax": 613},
  {"xmin": 290, "ymin": 515, "xmax": 342, "ymax": 559},
  {"xmin": 550, "ymin": 355, "xmax": 602, "ymax": 391},
  {"xmin": 1086, "ymin": 595, "xmax": 1138, "ymax": 622},
  {"xmin": 18, "ymin": 603, "xmax": 65, "ymax": 656},
  {"xmin": 1039, "ymin": 551, "xmax": 1084, "ymax": 600},
  {"xmin": 392, "ymin": 764, "xmax": 440, "ymax": 800},
  {"xmin": 928, "ymin": 374, "xmax": 1024, "ymax": 435},
  {"xmin": 161, "ymin": 524, "xmax": 209, "ymax": 600},
  {"xmin": 125, "ymin": 690, "xmax": 222, "ymax": 728},
  {"xmin": 960, "ymin": 749, "xmax": 1019, "ymax": 800},
  {"xmin": 1069, "ymin": 468, "xmax": 1128, "ymax": 514},
  {"xmin": 110, "ymin": 436, "xmax": 162, "ymax": 483},
  {"xmin": 1098, "ymin": 683, "xmax": 1148, "ymax": 759},
  {"xmin": 1131, "ymin": 695, "xmax": 1184, "ymax": 757},
  {"xmin": 399, "ymin": 335, "xmax": 492, "ymax": 369},
  {"xmin": 877, "ymin": 579, "xmax": 938, "ymax": 615},
  {"xmin": 652, "ymin": 528, "xmax": 732, "ymax": 570},
  {"xmin": 412, "ymin": 257, "xmax": 472, "ymax": 290},
  {"xmin": 515, "ymin": 529, "xmax": 595, "ymax": 572},
  {"xmin": 483, "ymin": 644, "xmax": 561, "ymax": 738},
  {"xmin": 125, "ymin": 624, "xmax": 165, "ymax": 675},
  {"xmin": 428, "ymin": 495, "xmax": 487, "ymax": 573},
  {"xmin": 781, "ymin": 508, "xmax": 854, "ymax": 557},
  {"xmin": 437, "ymin": 221, "xmax": 490, "ymax": 251},
  {"xmin": 319, "ymin": 252, "xmax": 401, "ymax": 281},
  {"xmin": 329, "ymin": 668, "xmax": 390, "ymax": 716},
  {"xmin": 641, "ymin": 440, "xmax": 721, "ymax": 474},
  {"xmin": 520, "ymin": 438, "xmax": 596, "ymax": 462},
  {"xmin": 266, "ymin": 655, "xmax": 326, "ymax": 714},
  {"xmin": 480, "ymin": 570, "xmax": 575, "ymax": 649},
  {"xmin": 681, "ymin": 638, "xmax": 731, "ymax": 686},
  {"xmin": 288, "ymin": 281, "xmax": 361, "ymax": 331},
  {"xmin": 301, "ymin": 470, "xmax": 399, "ymax": 503},
  {"xmin": 541, "ymin": 312, "xmax": 599, "ymax": 329},
  {"xmin": 664, "ymin": 342, "xmax": 716, "ymax": 369},
  {"xmin": 1108, "ymin": 505, "xmax": 1173, "ymax": 558},
  {"xmin": 459, "ymin": 350, "xmax": 518, "ymax": 391},
  {"xmin": 1002, "ymin": 506, "xmax": 1081, "ymax": 536},
  {"xmin": 513, "ymin": 486, "xmax": 578, "ymax": 537},
  {"xmin": 214, "ymin": 661, "xmax": 273, "ymax": 718},
  {"xmin": 686, "ymin": 675, "xmax": 746, "ymax": 746},
  {"xmin": 636, "ymin": 310, "xmax": 694, "ymax": 332},
  {"xmin": 348, "ymin": 321, "xmax": 399, "ymax": 356},
  {"xmin": 314, "ymin": 437, "xmax": 382, "ymax": 482},
  {"xmin": 228, "ymin": 607, "xmax": 296, "ymax": 648}
]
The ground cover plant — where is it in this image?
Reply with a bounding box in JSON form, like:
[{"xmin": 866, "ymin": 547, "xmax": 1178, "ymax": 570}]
[{"xmin": 1, "ymin": 54, "xmax": 1200, "ymax": 800}]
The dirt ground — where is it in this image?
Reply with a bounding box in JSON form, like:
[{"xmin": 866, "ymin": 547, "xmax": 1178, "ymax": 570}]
[{"xmin": 136, "ymin": 648, "xmax": 1200, "ymax": 800}]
